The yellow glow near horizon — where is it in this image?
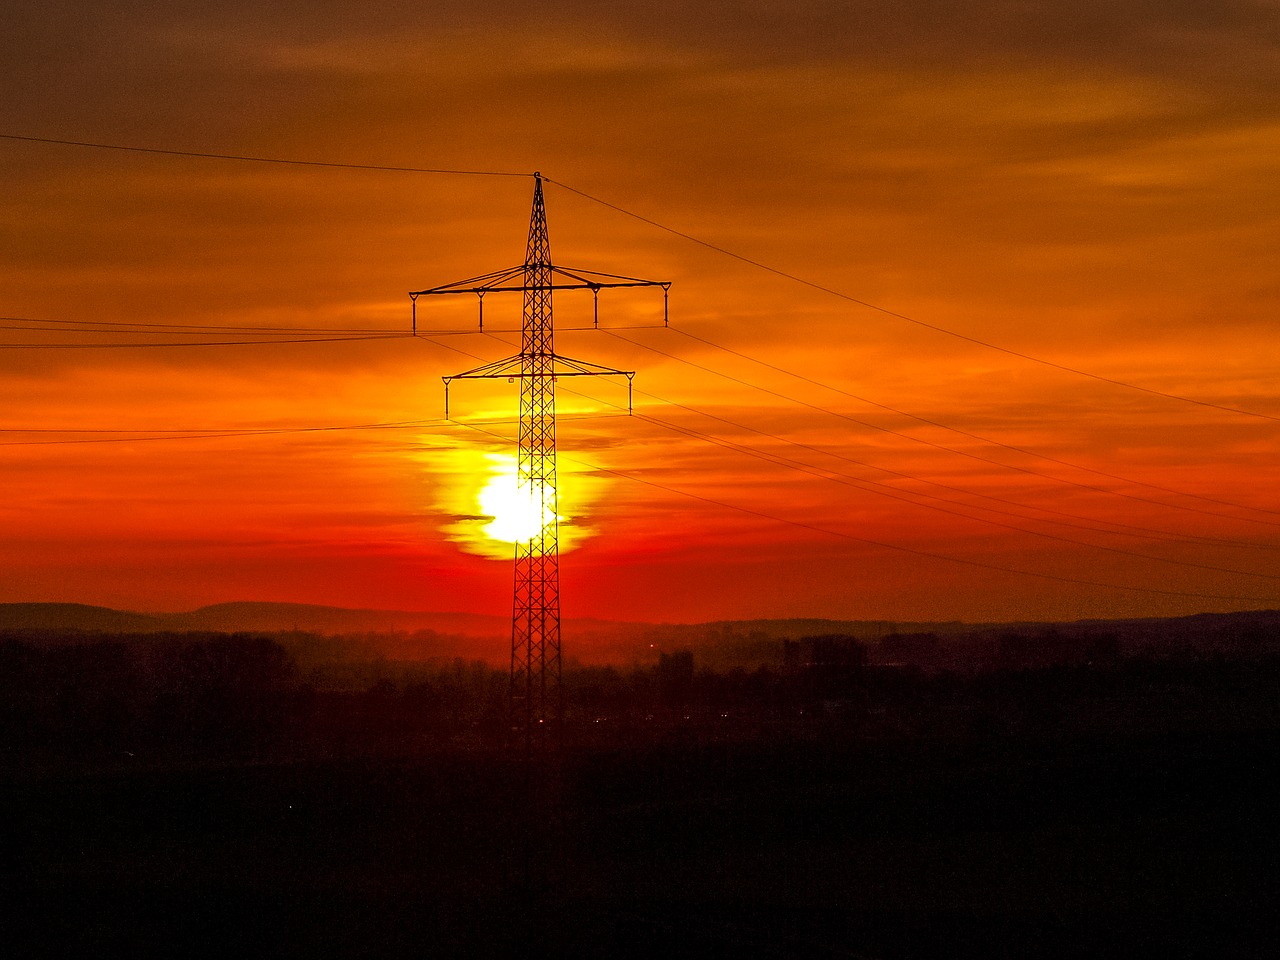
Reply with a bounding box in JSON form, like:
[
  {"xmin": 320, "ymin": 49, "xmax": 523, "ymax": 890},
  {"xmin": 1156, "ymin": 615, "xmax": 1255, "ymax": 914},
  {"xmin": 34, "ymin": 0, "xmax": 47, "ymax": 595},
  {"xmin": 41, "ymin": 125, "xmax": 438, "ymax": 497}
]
[
  {"xmin": 477, "ymin": 463, "xmax": 559, "ymax": 544},
  {"xmin": 433, "ymin": 446, "xmax": 607, "ymax": 560}
]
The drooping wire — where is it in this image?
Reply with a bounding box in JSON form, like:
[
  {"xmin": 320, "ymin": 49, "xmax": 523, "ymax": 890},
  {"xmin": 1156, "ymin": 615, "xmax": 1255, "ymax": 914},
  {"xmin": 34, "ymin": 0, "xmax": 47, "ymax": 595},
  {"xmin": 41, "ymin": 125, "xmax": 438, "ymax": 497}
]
[
  {"xmin": 633, "ymin": 410, "xmax": 1280, "ymax": 581},
  {"xmin": 0, "ymin": 419, "xmax": 444, "ymax": 446},
  {"xmin": 14, "ymin": 132, "xmax": 1273, "ymax": 589},
  {"xmin": 0, "ymin": 333, "xmax": 413, "ymax": 349},
  {"xmin": 435, "ymin": 328, "xmax": 1278, "ymax": 550},
  {"xmin": 666, "ymin": 326, "xmax": 1280, "ymax": 518},
  {"xmin": 9, "ymin": 132, "xmax": 1271, "ymax": 421},
  {"xmin": 0, "ymin": 133, "xmax": 530, "ymax": 178},
  {"xmin": 1, "ymin": 315, "xmax": 410, "ymax": 336},
  {"xmin": 543, "ymin": 177, "xmax": 1280, "ymax": 424},
  {"xmin": 472, "ymin": 325, "xmax": 1279, "ymax": 581},
  {"xmin": 549, "ymin": 379, "xmax": 1280, "ymax": 584},
  {"xmin": 425, "ymin": 328, "xmax": 1280, "ymax": 593},
  {"xmin": 619, "ymin": 383, "xmax": 1278, "ymax": 553},
  {"xmin": 594, "ymin": 328, "xmax": 1280, "ymax": 529},
  {"xmin": 451, "ymin": 418, "xmax": 1278, "ymax": 606},
  {"xmin": 0, "ymin": 412, "xmax": 625, "ymax": 446}
]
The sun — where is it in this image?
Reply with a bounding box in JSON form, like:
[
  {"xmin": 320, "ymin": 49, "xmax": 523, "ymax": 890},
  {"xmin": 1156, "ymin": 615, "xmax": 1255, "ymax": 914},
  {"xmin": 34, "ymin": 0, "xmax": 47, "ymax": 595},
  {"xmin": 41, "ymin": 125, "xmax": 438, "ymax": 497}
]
[
  {"xmin": 429, "ymin": 445, "xmax": 607, "ymax": 560},
  {"xmin": 477, "ymin": 465, "xmax": 560, "ymax": 544}
]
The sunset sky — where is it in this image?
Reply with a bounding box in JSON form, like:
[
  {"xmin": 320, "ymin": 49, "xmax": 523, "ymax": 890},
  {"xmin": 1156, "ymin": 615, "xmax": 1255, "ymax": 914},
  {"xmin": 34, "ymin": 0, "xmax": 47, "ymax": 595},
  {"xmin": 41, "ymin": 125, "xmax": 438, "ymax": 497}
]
[{"xmin": 3, "ymin": 1, "xmax": 1278, "ymax": 625}]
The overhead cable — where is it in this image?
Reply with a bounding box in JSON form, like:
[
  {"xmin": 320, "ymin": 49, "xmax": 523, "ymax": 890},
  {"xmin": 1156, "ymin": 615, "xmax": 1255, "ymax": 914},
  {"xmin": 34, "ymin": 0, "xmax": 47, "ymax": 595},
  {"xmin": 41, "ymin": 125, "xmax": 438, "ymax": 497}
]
[
  {"xmin": 0, "ymin": 133, "xmax": 529, "ymax": 178},
  {"xmin": 544, "ymin": 177, "xmax": 1280, "ymax": 424},
  {"xmin": 454, "ymin": 418, "xmax": 1278, "ymax": 606}
]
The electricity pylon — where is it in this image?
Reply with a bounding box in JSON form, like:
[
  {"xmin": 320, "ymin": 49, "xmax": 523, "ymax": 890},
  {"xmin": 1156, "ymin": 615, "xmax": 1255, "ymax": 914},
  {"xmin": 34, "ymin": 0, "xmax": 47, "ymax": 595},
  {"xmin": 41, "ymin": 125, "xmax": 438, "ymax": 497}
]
[{"xmin": 410, "ymin": 173, "xmax": 669, "ymax": 752}]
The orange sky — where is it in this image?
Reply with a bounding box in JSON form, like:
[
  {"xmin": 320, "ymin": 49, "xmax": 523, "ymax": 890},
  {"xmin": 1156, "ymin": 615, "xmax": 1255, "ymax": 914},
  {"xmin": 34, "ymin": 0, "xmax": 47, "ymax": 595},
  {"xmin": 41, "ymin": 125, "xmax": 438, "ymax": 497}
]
[{"xmin": 3, "ymin": 2, "xmax": 1278, "ymax": 624}]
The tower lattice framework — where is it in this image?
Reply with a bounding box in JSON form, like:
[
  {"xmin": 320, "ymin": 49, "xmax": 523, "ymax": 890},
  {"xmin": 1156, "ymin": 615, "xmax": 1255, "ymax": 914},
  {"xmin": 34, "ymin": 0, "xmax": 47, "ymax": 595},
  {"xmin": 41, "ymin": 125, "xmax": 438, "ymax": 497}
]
[
  {"xmin": 410, "ymin": 173, "xmax": 669, "ymax": 751},
  {"xmin": 512, "ymin": 175, "xmax": 559, "ymax": 748}
]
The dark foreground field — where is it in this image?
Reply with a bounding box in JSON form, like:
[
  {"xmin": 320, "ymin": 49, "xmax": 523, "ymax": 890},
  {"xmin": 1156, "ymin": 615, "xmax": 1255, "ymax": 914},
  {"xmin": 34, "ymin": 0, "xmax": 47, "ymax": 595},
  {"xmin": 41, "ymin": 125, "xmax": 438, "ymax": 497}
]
[{"xmin": 3, "ymin": 727, "xmax": 1277, "ymax": 958}]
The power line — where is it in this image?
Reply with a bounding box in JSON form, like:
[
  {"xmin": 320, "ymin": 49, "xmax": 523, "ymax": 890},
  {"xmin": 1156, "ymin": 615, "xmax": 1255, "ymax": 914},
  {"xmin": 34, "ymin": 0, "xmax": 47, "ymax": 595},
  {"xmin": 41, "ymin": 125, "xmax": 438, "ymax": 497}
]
[
  {"xmin": 20, "ymin": 320, "xmax": 1269, "ymax": 560},
  {"xmin": 0, "ymin": 411, "xmax": 624, "ymax": 446},
  {"xmin": 1, "ymin": 315, "xmax": 409, "ymax": 335},
  {"xmin": 621, "ymin": 384, "xmax": 1278, "ymax": 554},
  {"xmin": 0, "ymin": 419, "xmax": 442, "ymax": 446},
  {"xmin": 482, "ymin": 329, "xmax": 1280, "ymax": 591},
  {"xmin": 479, "ymin": 330, "xmax": 1280, "ymax": 549},
  {"xmin": 454, "ymin": 418, "xmax": 1278, "ymax": 606},
  {"xmin": 490, "ymin": 323, "xmax": 1279, "ymax": 584},
  {"xmin": 629, "ymin": 409, "xmax": 1280, "ymax": 583},
  {"xmin": 549, "ymin": 378, "xmax": 1280, "ymax": 584},
  {"xmin": 667, "ymin": 326, "xmax": 1280, "ymax": 518},
  {"xmin": 0, "ymin": 133, "xmax": 530, "ymax": 178},
  {"xmin": 9, "ymin": 309, "xmax": 1268, "ymax": 533},
  {"xmin": 1, "ymin": 422, "xmax": 426, "ymax": 434},
  {"xmin": 8, "ymin": 131, "xmax": 1272, "ymax": 422},
  {"xmin": 424, "ymin": 327, "xmax": 1280, "ymax": 632},
  {"xmin": 1, "ymin": 312, "xmax": 418, "ymax": 347},
  {"xmin": 0, "ymin": 333, "xmax": 413, "ymax": 349},
  {"xmin": 599, "ymin": 329, "xmax": 1280, "ymax": 529},
  {"xmin": 3, "ymin": 314, "xmax": 664, "ymax": 339},
  {"xmin": 0, "ymin": 327, "xmax": 619, "ymax": 445},
  {"xmin": 544, "ymin": 177, "xmax": 1280, "ymax": 424}
]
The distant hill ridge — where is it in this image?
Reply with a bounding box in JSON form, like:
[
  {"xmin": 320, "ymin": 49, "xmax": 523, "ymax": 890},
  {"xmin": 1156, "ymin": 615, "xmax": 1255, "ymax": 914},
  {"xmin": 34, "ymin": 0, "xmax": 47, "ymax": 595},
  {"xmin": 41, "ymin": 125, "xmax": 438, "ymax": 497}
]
[
  {"xmin": 0, "ymin": 601, "xmax": 918, "ymax": 638},
  {"xmin": 3, "ymin": 600, "xmax": 1278, "ymax": 641},
  {"xmin": 0, "ymin": 603, "xmax": 160, "ymax": 633},
  {"xmin": 0, "ymin": 601, "xmax": 510, "ymax": 637}
]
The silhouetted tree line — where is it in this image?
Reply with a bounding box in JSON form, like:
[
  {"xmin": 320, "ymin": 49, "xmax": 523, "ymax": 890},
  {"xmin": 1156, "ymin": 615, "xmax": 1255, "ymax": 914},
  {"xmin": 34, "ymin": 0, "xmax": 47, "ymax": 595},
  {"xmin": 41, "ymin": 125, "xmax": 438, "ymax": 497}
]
[
  {"xmin": 0, "ymin": 632, "xmax": 297, "ymax": 762},
  {"xmin": 3, "ymin": 627, "xmax": 1280, "ymax": 768},
  {"xmin": 0, "ymin": 631, "xmax": 523, "ymax": 764},
  {"xmin": 870, "ymin": 619, "xmax": 1280, "ymax": 672}
]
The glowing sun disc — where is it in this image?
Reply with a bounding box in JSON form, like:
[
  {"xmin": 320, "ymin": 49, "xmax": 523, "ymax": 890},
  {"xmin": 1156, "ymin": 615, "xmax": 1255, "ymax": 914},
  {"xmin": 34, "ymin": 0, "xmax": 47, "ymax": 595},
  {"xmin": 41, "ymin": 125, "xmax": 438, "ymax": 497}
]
[
  {"xmin": 431, "ymin": 446, "xmax": 604, "ymax": 560},
  {"xmin": 478, "ymin": 471, "xmax": 559, "ymax": 543}
]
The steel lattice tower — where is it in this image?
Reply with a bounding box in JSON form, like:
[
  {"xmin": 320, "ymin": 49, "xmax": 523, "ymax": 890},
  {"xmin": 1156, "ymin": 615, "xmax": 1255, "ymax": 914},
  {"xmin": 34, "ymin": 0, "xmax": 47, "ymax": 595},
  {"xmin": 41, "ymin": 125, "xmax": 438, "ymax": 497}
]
[
  {"xmin": 410, "ymin": 173, "xmax": 669, "ymax": 751},
  {"xmin": 512, "ymin": 175, "xmax": 559, "ymax": 750}
]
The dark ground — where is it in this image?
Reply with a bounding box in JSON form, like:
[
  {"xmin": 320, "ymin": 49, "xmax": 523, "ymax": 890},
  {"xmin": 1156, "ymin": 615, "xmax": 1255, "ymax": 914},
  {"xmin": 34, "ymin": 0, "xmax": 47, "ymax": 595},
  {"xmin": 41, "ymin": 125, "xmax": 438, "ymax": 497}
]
[
  {"xmin": 3, "ymin": 627, "xmax": 1279, "ymax": 957},
  {"xmin": 3, "ymin": 726, "xmax": 1277, "ymax": 958}
]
